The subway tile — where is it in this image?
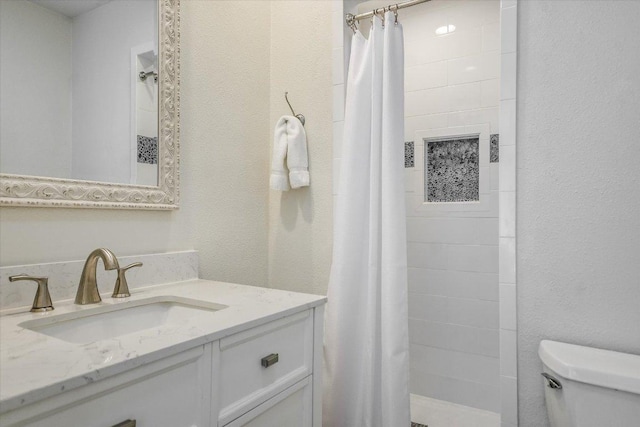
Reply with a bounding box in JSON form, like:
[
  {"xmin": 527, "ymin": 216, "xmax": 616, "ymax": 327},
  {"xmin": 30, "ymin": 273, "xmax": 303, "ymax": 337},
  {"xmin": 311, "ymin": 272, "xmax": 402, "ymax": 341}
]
[
  {"xmin": 499, "ymin": 191, "xmax": 516, "ymax": 237},
  {"xmin": 405, "ymin": 36, "xmax": 448, "ymax": 67},
  {"xmin": 500, "ymin": 98, "xmax": 516, "ymax": 145},
  {"xmin": 447, "ymin": 297, "xmax": 499, "ymax": 329},
  {"xmin": 405, "ymin": 114, "xmax": 449, "ymax": 140},
  {"xmin": 500, "ymin": 329, "xmax": 518, "ymax": 377},
  {"xmin": 408, "ymin": 242, "xmax": 448, "ymax": 269},
  {"xmin": 408, "ymin": 268, "xmax": 449, "ymax": 296},
  {"xmin": 500, "ymin": 376, "xmax": 518, "ymax": 425},
  {"xmin": 408, "ymin": 294, "xmax": 449, "ymax": 322},
  {"xmin": 482, "ymin": 22, "xmax": 500, "ymax": 52},
  {"xmin": 448, "ymin": 52, "xmax": 500, "ymax": 85},
  {"xmin": 410, "ymin": 318, "xmax": 499, "ymax": 358},
  {"xmin": 447, "ymin": 271, "xmax": 499, "ymax": 301},
  {"xmin": 499, "ymin": 237, "xmax": 516, "ymax": 284},
  {"xmin": 490, "ymin": 163, "xmax": 500, "ymax": 191},
  {"xmin": 481, "ymin": 79, "xmax": 500, "ymax": 108},
  {"xmin": 447, "ymin": 245, "xmax": 498, "ymax": 273},
  {"xmin": 500, "ymin": 52, "xmax": 517, "ymax": 100},
  {"xmin": 499, "ymin": 145, "xmax": 516, "ymax": 191},
  {"xmin": 476, "ymin": 218, "xmax": 499, "ymax": 245},
  {"xmin": 406, "ymin": 87, "xmax": 449, "ymax": 116},
  {"xmin": 443, "ymin": 27, "xmax": 483, "ymax": 60},
  {"xmin": 405, "ymin": 62, "xmax": 448, "ymax": 92},
  {"xmin": 448, "ymin": 107, "xmax": 499, "ymax": 134},
  {"xmin": 499, "ymin": 283, "xmax": 517, "ymax": 330},
  {"xmin": 500, "ymin": 6, "xmax": 517, "ymax": 54},
  {"xmin": 446, "ymin": 82, "xmax": 482, "ymax": 111}
]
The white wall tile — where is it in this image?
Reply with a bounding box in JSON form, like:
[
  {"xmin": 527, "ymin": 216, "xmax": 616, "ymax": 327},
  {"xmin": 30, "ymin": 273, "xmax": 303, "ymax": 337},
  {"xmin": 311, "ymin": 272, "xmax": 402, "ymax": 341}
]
[
  {"xmin": 405, "ymin": 114, "xmax": 449, "ymax": 139},
  {"xmin": 499, "ymin": 191, "xmax": 516, "ymax": 237},
  {"xmin": 500, "ymin": 52, "xmax": 517, "ymax": 100},
  {"xmin": 444, "ymin": 27, "xmax": 483, "ymax": 60},
  {"xmin": 499, "ymin": 284, "xmax": 517, "ymax": 330},
  {"xmin": 409, "ymin": 294, "xmax": 449, "ymax": 323},
  {"xmin": 500, "ymin": 6, "xmax": 517, "ymax": 54},
  {"xmin": 447, "ymin": 245, "xmax": 499, "ymax": 273},
  {"xmin": 448, "ymin": 297, "xmax": 499, "ymax": 329},
  {"xmin": 406, "ymin": 61, "xmax": 448, "ymax": 92},
  {"xmin": 408, "ymin": 242, "xmax": 448, "ymax": 270},
  {"xmin": 482, "ymin": 22, "xmax": 500, "ymax": 52},
  {"xmin": 500, "ymin": 376, "xmax": 518, "ymax": 424},
  {"xmin": 481, "ymin": 79, "xmax": 500, "ymax": 108},
  {"xmin": 447, "ymin": 82, "xmax": 483, "ymax": 111},
  {"xmin": 499, "ymin": 98, "xmax": 516, "ymax": 145},
  {"xmin": 500, "ymin": 329, "xmax": 517, "ymax": 377},
  {"xmin": 499, "ymin": 237, "xmax": 516, "ymax": 284},
  {"xmin": 499, "ymin": 144, "xmax": 516, "ymax": 191},
  {"xmin": 406, "ymin": 87, "xmax": 449, "ymax": 117}
]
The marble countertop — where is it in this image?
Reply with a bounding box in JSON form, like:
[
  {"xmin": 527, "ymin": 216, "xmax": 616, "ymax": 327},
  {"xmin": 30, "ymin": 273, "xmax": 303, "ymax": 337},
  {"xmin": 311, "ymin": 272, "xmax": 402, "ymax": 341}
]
[{"xmin": 0, "ymin": 280, "xmax": 326, "ymax": 413}]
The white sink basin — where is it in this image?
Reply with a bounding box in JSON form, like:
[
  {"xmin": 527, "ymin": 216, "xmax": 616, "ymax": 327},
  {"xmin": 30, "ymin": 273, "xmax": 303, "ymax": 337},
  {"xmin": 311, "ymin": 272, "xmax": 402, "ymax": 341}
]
[{"xmin": 19, "ymin": 296, "xmax": 227, "ymax": 344}]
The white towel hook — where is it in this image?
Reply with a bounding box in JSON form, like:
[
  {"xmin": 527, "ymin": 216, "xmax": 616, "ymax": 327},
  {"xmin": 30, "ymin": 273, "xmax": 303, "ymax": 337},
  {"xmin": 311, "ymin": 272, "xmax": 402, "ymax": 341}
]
[{"xmin": 284, "ymin": 92, "xmax": 305, "ymax": 126}]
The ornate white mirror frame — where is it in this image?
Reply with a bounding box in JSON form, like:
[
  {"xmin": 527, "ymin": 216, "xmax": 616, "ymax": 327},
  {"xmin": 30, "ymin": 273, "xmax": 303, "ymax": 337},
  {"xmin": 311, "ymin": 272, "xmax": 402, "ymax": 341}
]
[{"xmin": 0, "ymin": 0, "xmax": 180, "ymax": 210}]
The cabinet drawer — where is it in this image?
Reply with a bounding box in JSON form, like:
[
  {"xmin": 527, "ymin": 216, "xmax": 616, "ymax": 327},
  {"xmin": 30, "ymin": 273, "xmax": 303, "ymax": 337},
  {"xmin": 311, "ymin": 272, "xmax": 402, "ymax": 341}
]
[
  {"xmin": 3, "ymin": 346, "xmax": 211, "ymax": 427},
  {"xmin": 223, "ymin": 376, "xmax": 312, "ymax": 427},
  {"xmin": 217, "ymin": 310, "xmax": 313, "ymax": 425}
]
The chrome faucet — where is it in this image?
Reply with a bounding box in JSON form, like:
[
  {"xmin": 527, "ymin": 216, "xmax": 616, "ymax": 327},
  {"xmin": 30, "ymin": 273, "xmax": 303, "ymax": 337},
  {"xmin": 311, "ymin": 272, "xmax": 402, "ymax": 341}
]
[{"xmin": 75, "ymin": 248, "xmax": 119, "ymax": 305}]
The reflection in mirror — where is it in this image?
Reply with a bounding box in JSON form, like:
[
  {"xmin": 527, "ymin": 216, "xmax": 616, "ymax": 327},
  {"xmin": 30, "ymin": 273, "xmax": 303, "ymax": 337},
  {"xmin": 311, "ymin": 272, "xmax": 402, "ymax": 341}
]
[{"xmin": 0, "ymin": 0, "xmax": 158, "ymax": 186}]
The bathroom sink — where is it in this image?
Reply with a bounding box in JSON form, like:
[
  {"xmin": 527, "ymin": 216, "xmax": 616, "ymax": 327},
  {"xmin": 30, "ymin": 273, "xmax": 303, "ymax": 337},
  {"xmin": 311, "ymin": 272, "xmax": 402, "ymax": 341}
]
[{"xmin": 18, "ymin": 296, "xmax": 227, "ymax": 344}]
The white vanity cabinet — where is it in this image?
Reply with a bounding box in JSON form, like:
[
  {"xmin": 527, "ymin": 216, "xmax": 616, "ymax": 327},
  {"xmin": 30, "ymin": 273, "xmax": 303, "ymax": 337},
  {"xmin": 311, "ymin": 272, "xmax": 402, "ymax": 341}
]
[{"xmin": 1, "ymin": 306, "xmax": 324, "ymax": 427}]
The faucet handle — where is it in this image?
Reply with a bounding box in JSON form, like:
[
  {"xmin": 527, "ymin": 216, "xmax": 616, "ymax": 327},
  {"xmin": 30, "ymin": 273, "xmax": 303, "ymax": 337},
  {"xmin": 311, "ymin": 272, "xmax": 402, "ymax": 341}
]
[
  {"xmin": 112, "ymin": 262, "xmax": 143, "ymax": 298},
  {"xmin": 9, "ymin": 274, "xmax": 54, "ymax": 312}
]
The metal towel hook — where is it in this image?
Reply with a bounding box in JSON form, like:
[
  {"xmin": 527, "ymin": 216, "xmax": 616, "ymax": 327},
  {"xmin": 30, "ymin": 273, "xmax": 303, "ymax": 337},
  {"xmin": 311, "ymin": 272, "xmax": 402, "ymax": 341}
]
[{"xmin": 284, "ymin": 92, "xmax": 305, "ymax": 126}]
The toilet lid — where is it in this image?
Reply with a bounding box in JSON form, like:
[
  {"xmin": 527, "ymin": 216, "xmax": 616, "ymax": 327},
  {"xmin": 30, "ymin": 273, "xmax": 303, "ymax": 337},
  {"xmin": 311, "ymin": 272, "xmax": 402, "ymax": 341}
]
[{"xmin": 539, "ymin": 340, "xmax": 640, "ymax": 395}]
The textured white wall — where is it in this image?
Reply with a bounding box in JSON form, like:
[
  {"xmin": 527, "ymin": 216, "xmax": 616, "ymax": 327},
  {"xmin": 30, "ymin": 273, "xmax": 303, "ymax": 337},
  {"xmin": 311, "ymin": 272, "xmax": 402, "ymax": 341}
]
[
  {"xmin": 0, "ymin": 1, "xmax": 271, "ymax": 292},
  {"xmin": 267, "ymin": 1, "xmax": 334, "ymax": 295},
  {"xmin": 517, "ymin": 1, "xmax": 640, "ymax": 426},
  {"xmin": 71, "ymin": 0, "xmax": 156, "ymax": 184},
  {"xmin": 181, "ymin": 0, "xmax": 270, "ymax": 286},
  {"xmin": 0, "ymin": 1, "xmax": 72, "ymax": 178}
]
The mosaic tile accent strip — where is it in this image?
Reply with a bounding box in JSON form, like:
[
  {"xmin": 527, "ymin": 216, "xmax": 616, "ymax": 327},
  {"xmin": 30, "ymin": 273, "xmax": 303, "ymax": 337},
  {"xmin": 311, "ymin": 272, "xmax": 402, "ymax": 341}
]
[
  {"xmin": 405, "ymin": 141, "xmax": 415, "ymax": 168},
  {"xmin": 137, "ymin": 135, "xmax": 158, "ymax": 164},
  {"xmin": 411, "ymin": 423, "xmax": 428, "ymax": 427},
  {"xmin": 425, "ymin": 137, "xmax": 479, "ymax": 202},
  {"xmin": 490, "ymin": 133, "xmax": 499, "ymax": 163}
]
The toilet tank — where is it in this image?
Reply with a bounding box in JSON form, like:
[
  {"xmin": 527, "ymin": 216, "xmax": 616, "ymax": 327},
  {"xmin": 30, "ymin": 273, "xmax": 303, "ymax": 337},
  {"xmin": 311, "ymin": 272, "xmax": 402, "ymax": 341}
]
[{"xmin": 538, "ymin": 340, "xmax": 640, "ymax": 427}]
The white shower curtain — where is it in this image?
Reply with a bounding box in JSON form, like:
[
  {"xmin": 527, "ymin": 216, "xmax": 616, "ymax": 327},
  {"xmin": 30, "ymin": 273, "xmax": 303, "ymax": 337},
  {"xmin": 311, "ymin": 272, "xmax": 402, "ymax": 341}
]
[{"xmin": 324, "ymin": 12, "xmax": 409, "ymax": 427}]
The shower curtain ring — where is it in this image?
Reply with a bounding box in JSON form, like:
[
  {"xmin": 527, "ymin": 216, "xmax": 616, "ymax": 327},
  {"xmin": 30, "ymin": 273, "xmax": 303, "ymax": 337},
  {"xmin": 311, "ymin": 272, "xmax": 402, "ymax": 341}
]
[{"xmin": 394, "ymin": 7, "xmax": 399, "ymax": 25}]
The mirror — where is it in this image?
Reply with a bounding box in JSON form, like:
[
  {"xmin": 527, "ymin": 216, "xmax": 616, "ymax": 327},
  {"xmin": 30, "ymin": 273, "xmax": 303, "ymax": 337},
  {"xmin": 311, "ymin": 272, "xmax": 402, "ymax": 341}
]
[{"xmin": 0, "ymin": 0, "xmax": 180, "ymax": 209}]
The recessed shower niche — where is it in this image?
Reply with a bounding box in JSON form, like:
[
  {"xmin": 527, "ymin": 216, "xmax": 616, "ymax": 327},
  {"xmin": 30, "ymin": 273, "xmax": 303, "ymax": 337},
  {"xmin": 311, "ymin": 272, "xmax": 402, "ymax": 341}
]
[{"xmin": 425, "ymin": 136, "xmax": 480, "ymax": 203}]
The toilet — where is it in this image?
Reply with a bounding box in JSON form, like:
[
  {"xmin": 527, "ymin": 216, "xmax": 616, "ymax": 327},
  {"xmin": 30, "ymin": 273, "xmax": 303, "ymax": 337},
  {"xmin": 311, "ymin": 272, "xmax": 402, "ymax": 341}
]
[{"xmin": 538, "ymin": 340, "xmax": 640, "ymax": 427}]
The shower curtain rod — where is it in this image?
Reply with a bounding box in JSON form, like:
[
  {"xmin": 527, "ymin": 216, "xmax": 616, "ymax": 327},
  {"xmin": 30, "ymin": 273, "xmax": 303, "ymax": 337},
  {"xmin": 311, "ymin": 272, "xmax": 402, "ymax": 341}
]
[{"xmin": 346, "ymin": 0, "xmax": 430, "ymax": 27}]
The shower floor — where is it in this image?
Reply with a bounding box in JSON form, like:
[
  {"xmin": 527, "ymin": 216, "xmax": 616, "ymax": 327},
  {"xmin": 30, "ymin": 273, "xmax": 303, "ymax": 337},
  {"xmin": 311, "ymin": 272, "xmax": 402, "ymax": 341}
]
[{"xmin": 411, "ymin": 394, "xmax": 500, "ymax": 427}]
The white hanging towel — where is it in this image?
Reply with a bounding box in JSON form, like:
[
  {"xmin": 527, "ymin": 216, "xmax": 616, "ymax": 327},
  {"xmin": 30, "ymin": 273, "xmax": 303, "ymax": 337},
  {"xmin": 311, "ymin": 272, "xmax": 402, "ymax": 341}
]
[
  {"xmin": 324, "ymin": 11, "xmax": 410, "ymax": 427},
  {"xmin": 269, "ymin": 115, "xmax": 309, "ymax": 191}
]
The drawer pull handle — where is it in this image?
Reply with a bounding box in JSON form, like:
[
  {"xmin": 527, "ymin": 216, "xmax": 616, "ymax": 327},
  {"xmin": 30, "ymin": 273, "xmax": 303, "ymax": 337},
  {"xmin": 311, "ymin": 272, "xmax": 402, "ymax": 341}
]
[
  {"xmin": 261, "ymin": 353, "xmax": 279, "ymax": 368},
  {"xmin": 112, "ymin": 420, "xmax": 136, "ymax": 427}
]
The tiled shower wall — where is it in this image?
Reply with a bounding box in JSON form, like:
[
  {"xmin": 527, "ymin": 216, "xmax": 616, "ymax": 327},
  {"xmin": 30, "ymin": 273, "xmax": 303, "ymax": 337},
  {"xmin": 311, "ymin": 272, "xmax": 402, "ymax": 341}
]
[{"xmin": 402, "ymin": 0, "xmax": 501, "ymax": 413}]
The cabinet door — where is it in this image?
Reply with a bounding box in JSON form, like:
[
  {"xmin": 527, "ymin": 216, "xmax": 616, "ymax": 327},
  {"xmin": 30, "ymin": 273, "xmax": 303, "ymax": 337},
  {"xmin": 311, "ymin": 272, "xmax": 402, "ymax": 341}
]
[
  {"xmin": 6, "ymin": 346, "xmax": 211, "ymax": 427},
  {"xmin": 223, "ymin": 377, "xmax": 312, "ymax": 427}
]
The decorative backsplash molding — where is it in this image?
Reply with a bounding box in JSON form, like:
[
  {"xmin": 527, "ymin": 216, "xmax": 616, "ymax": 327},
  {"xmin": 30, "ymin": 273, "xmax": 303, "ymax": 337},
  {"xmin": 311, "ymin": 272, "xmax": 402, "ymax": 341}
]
[
  {"xmin": 425, "ymin": 137, "xmax": 480, "ymax": 203},
  {"xmin": 0, "ymin": 251, "xmax": 198, "ymax": 311}
]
